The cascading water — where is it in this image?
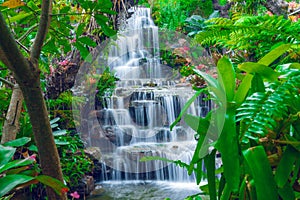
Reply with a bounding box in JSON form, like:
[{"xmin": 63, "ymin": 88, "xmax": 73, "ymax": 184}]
[{"xmin": 81, "ymin": 6, "xmax": 214, "ymax": 184}]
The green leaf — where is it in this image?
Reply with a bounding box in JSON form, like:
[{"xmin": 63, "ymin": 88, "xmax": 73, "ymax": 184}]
[
  {"xmin": 6, "ymin": 12, "xmax": 33, "ymax": 23},
  {"xmin": 250, "ymin": 74, "xmax": 265, "ymax": 93},
  {"xmin": 28, "ymin": 144, "xmax": 38, "ymax": 152},
  {"xmin": 0, "ymin": 158, "xmax": 34, "ymax": 174},
  {"xmin": 275, "ymin": 145, "xmax": 299, "ymax": 188},
  {"xmin": 217, "ymin": 56, "xmax": 235, "ymax": 101},
  {"xmin": 0, "ymin": 145, "xmax": 15, "ymax": 166},
  {"xmin": 243, "ymin": 146, "xmax": 278, "ymax": 200},
  {"xmin": 216, "ymin": 108, "xmax": 240, "ymax": 193},
  {"xmin": 234, "ymin": 74, "xmax": 253, "ymax": 106},
  {"xmin": 184, "ymin": 114, "xmax": 210, "ymax": 136},
  {"xmin": 52, "ymin": 130, "xmax": 67, "ymax": 137},
  {"xmin": 170, "ymin": 89, "xmax": 203, "ymax": 131},
  {"xmin": 278, "ymin": 182, "xmax": 295, "ymax": 200},
  {"xmin": 27, "ymin": 0, "xmax": 40, "ymax": 10},
  {"xmin": 78, "ymin": 36, "xmax": 97, "ymax": 47},
  {"xmin": 54, "ymin": 139, "xmax": 70, "ymax": 145},
  {"xmin": 36, "ymin": 175, "xmax": 69, "ymax": 195},
  {"xmin": 204, "ymin": 149, "xmax": 217, "ymax": 200},
  {"xmin": 94, "ymin": 14, "xmax": 109, "ymax": 24},
  {"xmin": 50, "ymin": 117, "xmax": 60, "ymax": 125},
  {"xmin": 0, "ymin": 174, "xmax": 34, "ymax": 197},
  {"xmin": 3, "ymin": 137, "xmax": 31, "ymax": 147},
  {"xmin": 100, "ymin": 23, "xmax": 116, "ymax": 37},
  {"xmin": 98, "ymin": 0, "xmax": 113, "ymax": 9},
  {"xmin": 195, "ymin": 160, "xmax": 203, "ymax": 185},
  {"xmin": 76, "ymin": 23, "xmax": 85, "ymax": 37},
  {"xmin": 239, "ymin": 62, "xmax": 279, "ymax": 82},
  {"xmin": 194, "ymin": 69, "xmax": 218, "ymax": 89},
  {"xmin": 74, "ymin": 41, "xmax": 90, "ymax": 59},
  {"xmin": 258, "ymin": 44, "xmax": 290, "ymax": 66}
]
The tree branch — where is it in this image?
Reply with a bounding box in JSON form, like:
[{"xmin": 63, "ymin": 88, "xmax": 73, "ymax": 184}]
[
  {"xmin": 0, "ymin": 77, "xmax": 14, "ymax": 87},
  {"xmin": 30, "ymin": 0, "xmax": 52, "ymax": 62},
  {"xmin": 0, "ymin": 12, "xmax": 35, "ymax": 81}
]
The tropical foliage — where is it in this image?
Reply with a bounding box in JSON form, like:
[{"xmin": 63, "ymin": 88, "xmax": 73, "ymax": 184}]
[{"xmin": 165, "ymin": 44, "xmax": 300, "ymax": 199}]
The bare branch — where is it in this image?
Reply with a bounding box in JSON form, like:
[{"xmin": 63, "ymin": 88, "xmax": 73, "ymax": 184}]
[
  {"xmin": 18, "ymin": 23, "xmax": 38, "ymax": 42},
  {"xmin": 0, "ymin": 77, "xmax": 14, "ymax": 87},
  {"xmin": 30, "ymin": 0, "xmax": 52, "ymax": 62},
  {"xmin": 16, "ymin": 40, "xmax": 30, "ymax": 53}
]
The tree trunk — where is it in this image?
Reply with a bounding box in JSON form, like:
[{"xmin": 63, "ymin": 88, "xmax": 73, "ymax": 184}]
[
  {"xmin": 1, "ymin": 84, "xmax": 23, "ymax": 144},
  {"xmin": 0, "ymin": 4, "xmax": 67, "ymax": 200},
  {"xmin": 20, "ymin": 77, "xmax": 66, "ymax": 200}
]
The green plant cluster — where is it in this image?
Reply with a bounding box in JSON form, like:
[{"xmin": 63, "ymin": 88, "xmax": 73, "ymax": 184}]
[
  {"xmin": 194, "ymin": 15, "xmax": 300, "ymax": 63},
  {"xmin": 95, "ymin": 67, "xmax": 119, "ymax": 107},
  {"xmin": 0, "ymin": 137, "xmax": 68, "ymax": 199},
  {"xmin": 50, "ymin": 118, "xmax": 94, "ymax": 189},
  {"xmin": 151, "ymin": 0, "xmax": 206, "ymax": 30}
]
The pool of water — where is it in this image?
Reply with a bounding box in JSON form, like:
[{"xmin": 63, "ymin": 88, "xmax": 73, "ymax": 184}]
[{"xmin": 88, "ymin": 181, "xmax": 208, "ymax": 200}]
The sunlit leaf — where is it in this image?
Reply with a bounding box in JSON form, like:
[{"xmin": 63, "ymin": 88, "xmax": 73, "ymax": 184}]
[
  {"xmin": 36, "ymin": 175, "xmax": 69, "ymax": 195},
  {"xmin": 0, "ymin": 145, "xmax": 15, "ymax": 166},
  {"xmin": 234, "ymin": 74, "xmax": 253, "ymax": 106},
  {"xmin": 239, "ymin": 62, "xmax": 279, "ymax": 82},
  {"xmin": 217, "ymin": 56, "xmax": 235, "ymax": 102},
  {"xmin": 0, "ymin": 174, "xmax": 34, "ymax": 197},
  {"xmin": 258, "ymin": 44, "xmax": 290, "ymax": 66},
  {"xmin": 243, "ymin": 146, "xmax": 278, "ymax": 200},
  {"xmin": 0, "ymin": 158, "xmax": 33, "ymax": 174},
  {"xmin": 1, "ymin": 0, "xmax": 24, "ymax": 8},
  {"xmin": 3, "ymin": 137, "xmax": 31, "ymax": 147}
]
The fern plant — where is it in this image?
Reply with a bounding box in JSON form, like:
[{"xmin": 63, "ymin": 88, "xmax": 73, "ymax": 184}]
[
  {"xmin": 194, "ymin": 15, "xmax": 300, "ymax": 63},
  {"xmin": 237, "ymin": 71, "xmax": 300, "ymax": 144}
]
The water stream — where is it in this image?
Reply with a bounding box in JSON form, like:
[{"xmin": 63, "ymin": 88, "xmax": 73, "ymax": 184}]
[{"xmin": 74, "ymin": 6, "xmax": 213, "ymax": 200}]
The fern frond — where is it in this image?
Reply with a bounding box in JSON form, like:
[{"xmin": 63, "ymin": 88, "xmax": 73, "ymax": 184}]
[
  {"xmin": 237, "ymin": 73, "xmax": 300, "ymax": 141},
  {"xmin": 194, "ymin": 15, "xmax": 300, "ymax": 60}
]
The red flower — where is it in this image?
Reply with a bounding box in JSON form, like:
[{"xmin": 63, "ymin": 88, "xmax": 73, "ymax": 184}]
[{"xmin": 61, "ymin": 187, "xmax": 69, "ymax": 194}]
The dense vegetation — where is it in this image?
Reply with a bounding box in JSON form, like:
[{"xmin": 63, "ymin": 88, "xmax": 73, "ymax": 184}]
[{"xmin": 0, "ymin": 0, "xmax": 300, "ymax": 199}]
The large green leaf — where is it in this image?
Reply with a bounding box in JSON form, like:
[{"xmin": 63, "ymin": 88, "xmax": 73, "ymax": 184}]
[
  {"xmin": 3, "ymin": 137, "xmax": 31, "ymax": 147},
  {"xmin": 184, "ymin": 113, "xmax": 210, "ymax": 136},
  {"xmin": 52, "ymin": 130, "xmax": 67, "ymax": 137},
  {"xmin": 78, "ymin": 36, "xmax": 97, "ymax": 47},
  {"xmin": 204, "ymin": 149, "xmax": 217, "ymax": 200},
  {"xmin": 239, "ymin": 62, "xmax": 279, "ymax": 82},
  {"xmin": 0, "ymin": 174, "xmax": 34, "ymax": 197},
  {"xmin": 170, "ymin": 89, "xmax": 204, "ymax": 131},
  {"xmin": 36, "ymin": 175, "xmax": 69, "ymax": 195},
  {"xmin": 234, "ymin": 73, "xmax": 253, "ymax": 106},
  {"xmin": 215, "ymin": 108, "xmax": 240, "ymax": 192},
  {"xmin": 258, "ymin": 44, "xmax": 290, "ymax": 66},
  {"xmin": 0, "ymin": 145, "xmax": 15, "ymax": 166},
  {"xmin": 243, "ymin": 146, "xmax": 278, "ymax": 200},
  {"xmin": 217, "ymin": 56, "xmax": 235, "ymax": 102},
  {"xmin": 0, "ymin": 158, "xmax": 34, "ymax": 174},
  {"xmin": 275, "ymin": 145, "xmax": 299, "ymax": 187}
]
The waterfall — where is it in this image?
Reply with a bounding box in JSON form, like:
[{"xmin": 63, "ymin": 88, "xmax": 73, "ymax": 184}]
[{"xmin": 79, "ymin": 7, "xmax": 213, "ymax": 182}]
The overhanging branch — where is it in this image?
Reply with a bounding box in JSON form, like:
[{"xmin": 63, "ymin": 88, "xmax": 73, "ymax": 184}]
[{"xmin": 30, "ymin": 0, "xmax": 52, "ymax": 62}]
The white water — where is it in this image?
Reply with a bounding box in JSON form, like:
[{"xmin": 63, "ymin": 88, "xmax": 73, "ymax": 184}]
[{"xmin": 83, "ymin": 7, "xmax": 213, "ymax": 183}]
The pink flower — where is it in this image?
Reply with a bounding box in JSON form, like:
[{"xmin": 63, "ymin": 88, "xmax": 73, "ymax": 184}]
[
  {"xmin": 58, "ymin": 60, "xmax": 69, "ymax": 66},
  {"xmin": 70, "ymin": 38, "xmax": 76, "ymax": 43},
  {"xmin": 183, "ymin": 46, "xmax": 190, "ymax": 51},
  {"xmin": 70, "ymin": 191, "xmax": 80, "ymax": 199},
  {"xmin": 266, "ymin": 11, "xmax": 273, "ymax": 16},
  {"xmin": 29, "ymin": 154, "xmax": 37, "ymax": 161},
  {"xmin": 289, "ymin": 1, "xmax": 297, "ymax": 9}
]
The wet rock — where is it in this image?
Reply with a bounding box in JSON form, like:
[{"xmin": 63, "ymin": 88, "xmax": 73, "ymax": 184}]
[{"xmin": 85, "ymin": 147, "xmax": 102, "ymax": 161}]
